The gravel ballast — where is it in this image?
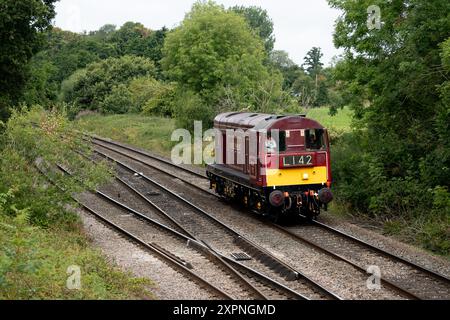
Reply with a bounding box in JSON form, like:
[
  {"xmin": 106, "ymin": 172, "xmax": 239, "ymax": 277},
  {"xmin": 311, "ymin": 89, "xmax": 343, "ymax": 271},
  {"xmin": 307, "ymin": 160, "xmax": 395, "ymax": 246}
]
[
  {"xmin": 77, "ymin": 208, "xmax": 219, "ymax": 300},
  {"xmin": 82, "ymin": 138, "xmax": 450, "ymax": 300}
]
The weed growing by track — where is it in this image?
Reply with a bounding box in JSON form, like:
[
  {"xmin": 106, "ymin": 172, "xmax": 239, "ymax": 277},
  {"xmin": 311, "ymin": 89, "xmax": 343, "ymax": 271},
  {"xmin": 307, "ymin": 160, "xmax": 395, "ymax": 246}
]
[{"xmin": 0, "ymin": 106, "xmax": 154, "ymax": 299}]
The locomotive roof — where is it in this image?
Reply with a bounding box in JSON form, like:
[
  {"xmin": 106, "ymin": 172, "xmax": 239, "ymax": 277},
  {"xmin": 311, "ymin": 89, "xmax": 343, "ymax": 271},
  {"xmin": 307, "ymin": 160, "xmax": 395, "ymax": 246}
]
[{"xmin": 214, "ymin": 112, "xmax": 325, "ymax": 131}]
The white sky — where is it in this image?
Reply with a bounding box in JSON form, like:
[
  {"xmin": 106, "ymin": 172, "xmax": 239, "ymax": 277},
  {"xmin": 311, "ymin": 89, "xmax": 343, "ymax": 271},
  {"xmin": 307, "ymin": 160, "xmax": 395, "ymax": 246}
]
[{"xmin": 54, "ymin": 0, "xmax": 343, "ymax": 66}]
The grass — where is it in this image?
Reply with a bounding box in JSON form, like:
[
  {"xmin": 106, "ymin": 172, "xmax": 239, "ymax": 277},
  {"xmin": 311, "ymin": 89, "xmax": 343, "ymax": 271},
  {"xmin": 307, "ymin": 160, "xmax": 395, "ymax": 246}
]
[
  {"xmin": 77, "ymin": 113, "xmax": 176, "ymax": 157},
  {"xmin": 76, "ymin": 108, "xmax": 353, "ymax": 158},
  {"xmin": 0, "ymin": 210, "xmax": 154, "ymax": 299},
  {"xmin": 0, "ymin": 108, "xmax": 155, "ymax": 299},
  {"xmin": 305, "ymin": 106, "xmax": 353, "ymax": 133}
]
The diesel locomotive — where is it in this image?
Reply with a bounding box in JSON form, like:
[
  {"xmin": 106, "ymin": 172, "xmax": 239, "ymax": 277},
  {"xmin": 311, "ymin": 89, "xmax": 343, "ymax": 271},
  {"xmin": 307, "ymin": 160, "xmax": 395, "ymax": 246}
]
[{"xmin": 206, "ymin": 112, "xmax": 333, "ymax": 220}]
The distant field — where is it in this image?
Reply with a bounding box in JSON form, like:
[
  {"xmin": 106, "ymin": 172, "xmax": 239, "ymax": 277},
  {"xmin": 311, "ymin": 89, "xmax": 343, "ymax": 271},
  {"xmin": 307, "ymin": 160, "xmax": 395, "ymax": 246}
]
[
  {"xmin": 76, "ymin": 114, "xmax": 176, "ymax": 156},
  {"xmin": 305, "ymin": 107, "xmax": 353, "ymax": 132},
  {"xmin": 76, "ymin": 107, "xmax": 353, "ymax": 157}
]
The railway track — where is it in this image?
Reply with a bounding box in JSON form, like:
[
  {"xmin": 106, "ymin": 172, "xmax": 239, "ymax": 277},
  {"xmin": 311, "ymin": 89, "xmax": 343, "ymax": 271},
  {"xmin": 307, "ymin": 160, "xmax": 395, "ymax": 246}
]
[
  {"xmin": 55, "ymin": 163, "xmax": 313, "ymax": 300},
  {"xmin": 87, "ymin": 135, "xmax": 450, "ymax": 300},
  {"xmin": 85, "ymin": 151, "xmax": 339, "ymax": 300},
  {"xmin": 89, "ymin": 135, "xmax": 207, "ymax": 178},
  {"xmin": 276, "ymin": 221, "xmax": 450, "ymax": 300},
  {"xmin": 73, "ymin": 147, "xmax": 322, "ymax": 300},
  {"xmin": 38, "ymin": 162, "xmax": 233, "ymax": 299}
]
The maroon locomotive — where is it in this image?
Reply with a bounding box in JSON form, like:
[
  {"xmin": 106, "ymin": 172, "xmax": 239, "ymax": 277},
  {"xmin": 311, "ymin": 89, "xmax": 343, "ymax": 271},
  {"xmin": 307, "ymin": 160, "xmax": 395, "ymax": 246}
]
[{"xmin": 206, "ymin": 112, "xmax": 333, "ymax": 220}]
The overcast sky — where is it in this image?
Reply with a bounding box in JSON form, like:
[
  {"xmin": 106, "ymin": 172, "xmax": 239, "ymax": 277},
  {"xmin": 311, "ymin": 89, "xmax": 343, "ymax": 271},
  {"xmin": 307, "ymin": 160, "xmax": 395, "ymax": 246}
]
[{"xmin": 54, "ymin": 0, "xmax": 343, "ymax": 66}]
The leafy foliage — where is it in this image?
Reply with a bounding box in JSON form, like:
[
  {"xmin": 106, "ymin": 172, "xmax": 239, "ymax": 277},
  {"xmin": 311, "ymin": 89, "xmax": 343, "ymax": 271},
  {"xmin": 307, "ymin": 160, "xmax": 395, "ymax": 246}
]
[
  {"xmin": 302, "ymin": 47, "xmax": 324, "ymax": 78},
  {"xmin": 229, "ymin": 5, "xmax": 275, "ymax": 53},
  {"xmin": 109, "ymin": 22, "xmax": 168, "ymax": 66},
  {"xmin": 328, "ymin": 0, "xmax": 450, "ymax": 254},
  {"xmin": 162, "ymin": 2, "xmax": 266, "ymax": 98},
  {"xmin": 0, "ymin": 0, "xmax": 57, "ymax": 120},
  {"xmin": 173, "ymin": 90, "xmax": 214, "ymax": 132},
  {"xmin": 22, "ymin": 23, "xmax": 168, "ymax": 109},
  {"xmin": 138, "ymin": 79, "xmax": 176, "ymax": 116},
  {"xmin": 0, "ymin": 207, "xmax": 153, "ymax": 299},
  {"xmin": 161, "ymin": 1, "xmax": 292, "ymax": 126},
  {"xmin": 60, "ymin": 55, "xmax": 156, "ymax": 116},
  {"xmin": 0, "ymin": 106, "xmax": 112, "ymax": 226},
  {"xmin": 270, "ymin": 48, "xmax": 334, "ymax": 108}
]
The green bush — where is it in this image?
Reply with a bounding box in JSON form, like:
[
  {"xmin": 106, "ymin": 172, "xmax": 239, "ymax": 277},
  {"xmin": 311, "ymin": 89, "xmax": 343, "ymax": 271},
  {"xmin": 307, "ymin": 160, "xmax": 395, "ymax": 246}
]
[
  {"xmin": 128, "ymin": 77, "xmax": 157, "ymax": 113},
  {"xmin": 0, "ymin": 198, "xmax": 152, "ymax": 299},
  {"xmin": 0, "ymin": 107, "xmax": 153, "ymax": 298},
  {"xmin": 161, "ymin": 1, "xmax": 291, "ymax": 120},
  {"xmin": 1, "ymin": 106, "xmax": 112, "ymax": 226},
  {"xmin": 173, "ymin": 90, "xmax": 214, "ymax": 132},
  {"xmin": 100, "ymin": 84, "xmax": 133, "ymax": 114},
  {"xmin": 134, "ymin": 78, "xmax": 176, "ymax": 116},
  {"xmin": 331, "ymin": 132, "xmax": 450, "ymax": 256},
  {"xmin": 61, "ymin": 55, "xmax": 156, "ymax": 115}
]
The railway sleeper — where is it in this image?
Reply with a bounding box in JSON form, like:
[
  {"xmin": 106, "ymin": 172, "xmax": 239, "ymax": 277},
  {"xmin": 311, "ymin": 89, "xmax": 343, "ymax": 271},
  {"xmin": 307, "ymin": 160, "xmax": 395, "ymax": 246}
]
[{"xmin": 234, "ymin": 236, "xmax": 298, "ymax": 281}]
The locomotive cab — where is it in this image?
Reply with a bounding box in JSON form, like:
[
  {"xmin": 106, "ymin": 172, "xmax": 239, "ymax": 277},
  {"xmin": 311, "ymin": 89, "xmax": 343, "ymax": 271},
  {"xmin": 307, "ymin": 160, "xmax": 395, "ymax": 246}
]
[{"xmin": 207, "ymin": 112, "xmax": 333, "ymax": 220}]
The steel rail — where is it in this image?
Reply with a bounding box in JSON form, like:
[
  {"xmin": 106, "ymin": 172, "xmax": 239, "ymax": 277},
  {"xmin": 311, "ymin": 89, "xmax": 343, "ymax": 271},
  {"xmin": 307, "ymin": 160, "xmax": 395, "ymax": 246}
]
[
  {"xmin": 87, "ymin": 134, "xmax": 206, "ymax": 179},
  {"xmin": 92, "ymin": 148, "xmax": 341, "ymax": 300},
  {"xmin": 37, "ymin": 163, "xmax": 233, "ymax": 300},
  {"xmin": 270, "ymin": 223, "xmax": 421, "ymax": 299},
  {"xmin": 311, "ymin": 219, "xmax": 450, "ymax": 285},
  {"xmin": 91, "ymin": 139, "xmax": 214, "ymax": 196},
  {"xmin": 55, "ymin": 163, "xmax": 269, "ymax": 300},
  {"xmin": 88, "ymin": 136, "xmax": 450, "ymax": 291},
  {"xmin": 72, "ymin": 152, "xmax": 313, "ymax": 300},
  {"xmin": 79, "ymin": 201, "xmax": 234, "ymax": 300}
]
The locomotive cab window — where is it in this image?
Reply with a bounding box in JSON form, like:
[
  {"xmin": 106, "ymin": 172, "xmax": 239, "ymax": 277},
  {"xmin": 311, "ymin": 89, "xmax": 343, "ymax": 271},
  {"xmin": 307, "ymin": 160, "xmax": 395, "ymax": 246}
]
[
  {"xmin": 305, "ymin": 129, "xmax": 326, "ymax": 150},
  {"xmin": 265, "ymin": 131, "xmax": 287, "ymax": 153}
]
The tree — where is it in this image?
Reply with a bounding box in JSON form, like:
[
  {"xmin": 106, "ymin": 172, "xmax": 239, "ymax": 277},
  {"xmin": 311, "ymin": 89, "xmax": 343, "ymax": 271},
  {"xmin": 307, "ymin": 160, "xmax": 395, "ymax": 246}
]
[
  {"xmin": 291, "ymin": 70, "xmax": 316, "ymax": 108},
  {"xmin": 128, "ymin": 76, "xmax": 175, "ymax": 115},
  {"xmin": 110, "ymin": 22, "xmax": 152, "ymax": 56},
  {"xmin": 269, "ymin": 50, "xmax": 302, "ymax": 89},
  {"xmin": 24, "ymin": 22, "xmax": 168, "ymax": 106},
  {"xmin": 145, "ymin": 27, "xmax": 168, "ymax": 74},
  {"xmin": 329, "ymin": 0, "xmax": 449, "ymax": 179},
  {"xmin": 61, "ymin": 55, "xmax": 156, "ymax": 115},
  {"xmin": 303, "ymin": 47, "xmax": 324, "ymax": 78},
  {"xmin": 230, "ymin": 5, "xmax": 275, "ymax": 53},
  {"xmin": 161, "ymin": 1, "xmax": 273, "ymax": 109},
  {"xmin": 302, "ymin": 47, "xmax": 327, "ymax": 106},
  {"xmin": 100, "ymin": 84, "xmax": 133, "ymax": 114},
  {"xmin": 328, "ymin": 0, "xmax": 450, "ymax": 222},
  {"xmin": 0, "ymin": 0, "xmax": 57, "ymax": 120},
  {"xmin": 109, "ymin": 22, "xmax": 167, "ymax": 69},
  {"xmin": 89, "ymin": 24, "xmax": 117, "ymax": 40},
  {"xmin": 23, "ymin": 28, "xmax": 119, "ymax": 106},
  {"xmin": 270, "ymin": 50, "xmax": 296, "ymax": 69}
]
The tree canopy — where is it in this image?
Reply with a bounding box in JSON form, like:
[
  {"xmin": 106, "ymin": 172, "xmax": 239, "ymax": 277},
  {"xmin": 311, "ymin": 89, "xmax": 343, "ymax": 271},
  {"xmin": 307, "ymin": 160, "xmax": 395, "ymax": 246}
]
[
  {"xmin": 161, "ymin": 1, "xmax": 277, "ymax": 109},
  {"xmin": 229, "ymin": 5, "xmax": 275, "ymax": 53},
  {"xmin": 60, "ymin": 55, "xmax": 156, "ymax": 115},
  {"xmin": 328, "ymin": 0, "xmax": 450, "ymax": 228},
  {"xmin": 0, "ymin": 0, "xmax": 57, "ymax": 120},
  {"xmin": 302, "ymin": 47, "xmax": 324, "ymax": 78}
]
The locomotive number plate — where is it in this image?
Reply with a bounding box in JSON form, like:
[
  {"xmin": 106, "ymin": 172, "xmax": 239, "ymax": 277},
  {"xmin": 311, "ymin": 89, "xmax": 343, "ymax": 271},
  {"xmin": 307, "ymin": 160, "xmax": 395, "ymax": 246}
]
[{"xmin": 283, "ymin": 155, "xmax": 313, "ymax": 167}]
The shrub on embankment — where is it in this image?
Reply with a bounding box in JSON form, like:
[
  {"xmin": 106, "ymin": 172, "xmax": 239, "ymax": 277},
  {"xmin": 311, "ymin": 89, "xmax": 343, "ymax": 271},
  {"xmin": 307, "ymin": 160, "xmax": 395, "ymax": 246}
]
[{"xmin": 0, "ymin": 106, "xmax": 153, "ymax": 299}]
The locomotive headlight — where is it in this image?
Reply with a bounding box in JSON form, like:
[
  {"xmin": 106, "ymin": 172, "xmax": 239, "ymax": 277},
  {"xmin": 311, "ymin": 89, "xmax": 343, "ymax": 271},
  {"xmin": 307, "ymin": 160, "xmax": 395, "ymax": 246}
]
[{"xmin": 302, "ymin": 173, "xmax": 309, "ymax": 180}]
